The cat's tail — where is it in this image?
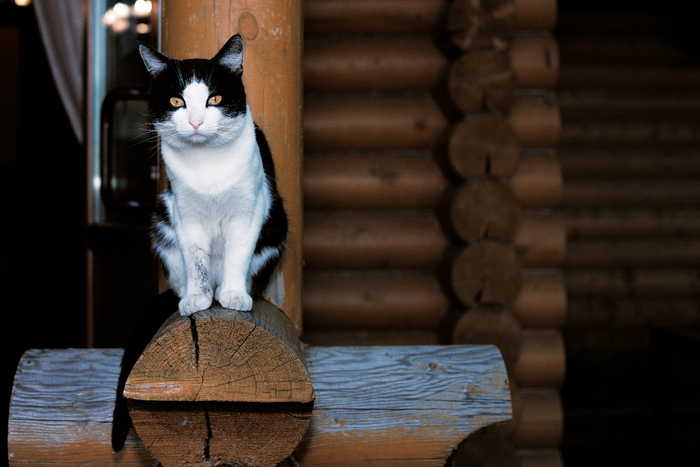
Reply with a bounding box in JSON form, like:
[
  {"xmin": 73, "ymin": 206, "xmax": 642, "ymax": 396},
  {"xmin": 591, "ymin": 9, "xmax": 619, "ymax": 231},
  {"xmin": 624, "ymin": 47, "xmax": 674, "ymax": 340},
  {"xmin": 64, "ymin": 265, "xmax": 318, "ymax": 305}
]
[{"xmin": 111, "ymin": 289, "xmax": 180, "ymax": 451}]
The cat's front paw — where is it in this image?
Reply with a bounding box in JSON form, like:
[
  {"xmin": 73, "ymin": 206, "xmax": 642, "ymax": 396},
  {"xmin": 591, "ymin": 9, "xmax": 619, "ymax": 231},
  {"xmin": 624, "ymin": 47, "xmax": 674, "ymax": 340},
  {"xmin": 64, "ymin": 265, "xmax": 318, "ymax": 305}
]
[
  {"xmin": 217, "ymin": 289, "xmax": 253, "ymax": 311},
  {"xmin": 179, "ymin": 293, "xmax": 213, "ymax": 316}
]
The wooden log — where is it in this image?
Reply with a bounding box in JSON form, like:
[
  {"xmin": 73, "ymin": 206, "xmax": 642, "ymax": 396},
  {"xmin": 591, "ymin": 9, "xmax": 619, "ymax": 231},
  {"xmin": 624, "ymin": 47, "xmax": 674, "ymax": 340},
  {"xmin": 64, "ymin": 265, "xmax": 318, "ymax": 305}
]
[
  {"xmin": 432, "ymin": 50, "xmax": 517, "ymax": 117},
  {"xmin": 8, "ymin": 346, "xmax": 511, "ymax": 467},
  {"xmin": 303, "ymin": 213, "xmax": 562, "ymax": 270},
  {"xmin": 434, "ymin": 113, "xmax": 521, "ymax": 180},
  {"xmin": 302, "ymin": 150, "xmax": 561, "ymax": 210},
  {"xmin": 304, "ymin": 35, "xmax": 445, "ymax": 92},
  {"xmin": 560, "ymin": 120, "xmax": 700, "ymax": 148},
  {"xmin": 510, "ymin": 329, "xmax": 566, "ymax": 388},
  {"xmin": 565, "ymin": 268, "xmax": 700, "ymax": 299},
  {"xmin": 123, "ymin": 301, "xmax": 314, "ymax": 467},
  {"xmin": 565, "ymin": 239, "xmax": 700, "ymax": 268},
  {"xmin": 559, "ymin": 90, "xmax": 700, "ymax": 121},
  {"xmin": 562, "ymin": 180, "xmax": 700, "ymax": 208},
  {"xmin": 302, "ymin": 270, "xmax": 564, "ymax": 331},
  {"xmin": 435, "ymin": 0, "xmax": 557, "ymax": 55},
  {"xmin": 304, "ymin": 0, "xmax": 444, "ymax": 34},
  {"xmin": 304, "ymin": 94, "xmax": 559, "ymax": 153},
  {"xmin": 448, "ymin": 305, "xmax": 523, "ymax": 368},
  {"xmin": 302, "ymin": 270, "xmax": 449, "ymax": 331},
  {"xmin": 515, "ymin": 213, "xmax": 566, "ymax": 268},
  {"xmin": 304, "ymin": 35, "xmax": 558, "ymax": 93},
  {"xmin": 517, "ymin": 449, "xmax": 564, "ymax": 467},
  {"xmin": 513, "ymin": 270, "xmax": 566, "ymax": 328},
  {"xmin": 302, "ymin": 212, "xmax": 448, "ymax": 270},
  {"xmin": 558, "ymin": 35, "xmax": 685, "ymax": 63},
  {"xmin": 564, "ymin": 209, "xmax": 700, "ymax": 238},
  {"xmin": 304, "ymin": 94, "xmax": 445, "ymax": 151},
  {"xmin": 567, "ymin": 298, "xmax": 700, "ymax": 329},
  {"xmin": 159, "ymin": 0, "xmax": 303, "ymax": 329},
  {"xmin": 302, "ymin": 330, "xmax": 440, "ymax": 346},
  {"xmin": 448, "ymin": 431, "xmax": 519, "ymax": 467},
  {"xmin": 510, "ymin": 388, "xmax": 563, "ymax": 448},
  {"xmin": 437, "ymin": 179, "xmax": 522, "ymax": 243},
  {"xmin": 510, "ymin": 151, "xmax": 562, "ymax": 208},
  {"xmin": 560, "ymin": 148, "xmax": 700, "ymax": 179},
  {"xmin": 508, "ymin": 93, "xmax": 561, "ymax": 148},
  {"xmin": 439, "ymin": 242, "xmax": 523, "ymax": 308},
  {"xmin": 559, "ymin": 64, "xmax": 700, "ymax": 91},
  {"xmin": 303, "ymin": 151, "xmax": 447, "ymax": 211},
  {"xmin": 294, "ymin": 345, "xmax": 511, "ymax": 466}
]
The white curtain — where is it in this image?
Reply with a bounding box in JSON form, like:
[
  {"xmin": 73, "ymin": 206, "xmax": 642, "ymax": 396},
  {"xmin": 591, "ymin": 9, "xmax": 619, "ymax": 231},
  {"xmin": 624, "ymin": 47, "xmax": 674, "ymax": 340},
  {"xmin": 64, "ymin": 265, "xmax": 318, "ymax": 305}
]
[{"xmin": 33, "ymin": 0, "xmax": 85, "ymax": 145}]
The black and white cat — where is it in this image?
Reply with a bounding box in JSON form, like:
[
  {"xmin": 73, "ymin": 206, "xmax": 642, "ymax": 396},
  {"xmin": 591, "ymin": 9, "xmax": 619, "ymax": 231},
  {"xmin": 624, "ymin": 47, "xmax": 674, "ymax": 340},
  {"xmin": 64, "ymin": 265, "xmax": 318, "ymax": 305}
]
[{"xmin": 138, "ymin": 34, "xmax": 287, "ymax": 316}]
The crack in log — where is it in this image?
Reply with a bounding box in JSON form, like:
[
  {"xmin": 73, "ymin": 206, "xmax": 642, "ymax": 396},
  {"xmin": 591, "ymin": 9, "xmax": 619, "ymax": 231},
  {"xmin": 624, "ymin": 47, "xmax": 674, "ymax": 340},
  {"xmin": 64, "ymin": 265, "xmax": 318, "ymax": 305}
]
[
  {"xmin": 189, "ymin": 315, "xmax": 200, "ymax": 370},
  {"xmin": 203, "ymin": 405, "xmax": 212, "ymax": 462}
]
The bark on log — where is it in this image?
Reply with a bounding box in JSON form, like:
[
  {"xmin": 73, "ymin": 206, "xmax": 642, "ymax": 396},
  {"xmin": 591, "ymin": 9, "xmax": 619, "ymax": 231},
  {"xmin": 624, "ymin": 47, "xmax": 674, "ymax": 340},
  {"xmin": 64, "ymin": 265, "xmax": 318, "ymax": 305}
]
[
  {"xmin": 438, "ymin": 179, "xmax": 522, "ymax": 243},
  {"xmin": 158, "ymin": 0, "xmax": 303, "ymax": 328},
  {"xmin": 303, "ymin": 94, "xmax": 559, "ymax": 152},
  {"xmin": 510, "ymin": 329, "xmax": 566, "ymax": 388},
  {"xmin": 302, "ymin": 213, "xmax": 563, "ymax": 270},
  {"xmin": 123, "ymin": 302, "xmax": 314, "ymax": 467},
  {"xmin": 511, "ymin": 388, "xmax": 563, "ymax": 448},
  {"xmin": 564, "ymin": 209, "xmax": 700, "ymax": 238},
  {"xmin": 434, "ymin": 113, "xmax": 521, "ymax": 180},
  {"xmin": 304, "ymin": 0, "xmax": 444, "ymax": 34},
  {"xmin": 439, "ymin": 242, "xmax": 523, "ymax": 307},
  {"xmin": 562, "ymin": 180, "xmax": 700, "ymax": 208},
  {"xmin": 8, "ymin": 347, "xmax": 512, "ymax": 467},
  {"xmin": 560, "ymin": 148, "xmax": 700, "ymax": 178},
  {"xmin": 301, "ymin": 270, "xmax": 565, "ymax": 331},
  {"xmin": 565, "ymin": 268, "xmax": 700, "ymax": 299},
  {"xmin": 304, "ymin": 35, "xmax": 558, "ymax": 93},
  {"xmin": 302, "ymin": 150, "xmax": 561, "ymax": 210},
  {"xmin": 433, "ymin": 50, "xmax": 517, "ymax": 117},
  {"xmin": 565, "ymin": 239, "xmax": 700, "ymax": 267},
  {"xmin": 567, "ymin": 298, "xmax": 700, "ymax": 329}
]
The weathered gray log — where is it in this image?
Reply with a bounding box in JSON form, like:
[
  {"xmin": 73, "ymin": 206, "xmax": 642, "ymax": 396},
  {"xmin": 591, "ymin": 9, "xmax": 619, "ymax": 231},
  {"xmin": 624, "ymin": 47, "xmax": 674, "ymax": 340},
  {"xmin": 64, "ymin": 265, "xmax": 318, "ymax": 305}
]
[{"xmin": 8, "ymin": 346, "xmax": 511, "ymax": 466}]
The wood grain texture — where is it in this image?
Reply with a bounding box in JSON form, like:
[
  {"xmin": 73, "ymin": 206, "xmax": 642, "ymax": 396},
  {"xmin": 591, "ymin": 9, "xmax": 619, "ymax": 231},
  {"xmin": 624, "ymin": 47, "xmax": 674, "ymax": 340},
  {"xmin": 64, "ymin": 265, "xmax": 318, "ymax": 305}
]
[
  {"xmin": 294, "ymin": 345, "xmax": 512, "ymax": 466},
  {"xmin": 124, "ymin": 301, "xmax": 313, "ymax": 403},
  {"xmin": 9, "ymin": 346, "xmax": 511, "ymax": 467}
]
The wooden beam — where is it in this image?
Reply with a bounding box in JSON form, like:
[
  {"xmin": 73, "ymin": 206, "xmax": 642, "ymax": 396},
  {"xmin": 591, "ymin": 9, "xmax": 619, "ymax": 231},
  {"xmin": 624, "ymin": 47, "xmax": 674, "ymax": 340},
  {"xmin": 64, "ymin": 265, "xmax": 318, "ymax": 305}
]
[{"xmin": 8, "ymin": 346, "xmax": 511, "ymax": 466}]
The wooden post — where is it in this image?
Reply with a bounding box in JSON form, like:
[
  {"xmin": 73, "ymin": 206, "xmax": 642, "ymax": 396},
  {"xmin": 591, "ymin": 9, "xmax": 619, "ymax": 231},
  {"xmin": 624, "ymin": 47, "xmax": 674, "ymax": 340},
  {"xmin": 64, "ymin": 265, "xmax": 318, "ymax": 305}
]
[{"xmin": 158, "ymin": 0, "xmax": 303, "ymax": 332}]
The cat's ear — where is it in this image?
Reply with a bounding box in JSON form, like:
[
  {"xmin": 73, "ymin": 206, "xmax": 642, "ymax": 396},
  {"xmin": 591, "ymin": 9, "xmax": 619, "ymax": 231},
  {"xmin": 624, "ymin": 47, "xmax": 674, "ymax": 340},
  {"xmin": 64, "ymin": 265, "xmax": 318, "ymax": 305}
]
[
  {"xmin": 213, "ymin": 34, "xmax": 244, "ymax": 74},
  {"xmin": 138, "ymin": 42, "xmax": 170, "ymax": 78}
]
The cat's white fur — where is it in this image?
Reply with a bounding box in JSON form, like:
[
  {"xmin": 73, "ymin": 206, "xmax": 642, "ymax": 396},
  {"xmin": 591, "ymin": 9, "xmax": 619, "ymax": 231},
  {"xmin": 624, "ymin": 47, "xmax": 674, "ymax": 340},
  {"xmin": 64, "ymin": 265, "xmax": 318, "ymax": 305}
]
[{"xmin": 156, "ymin": 79, "xmax": 275, "ymax": 316}]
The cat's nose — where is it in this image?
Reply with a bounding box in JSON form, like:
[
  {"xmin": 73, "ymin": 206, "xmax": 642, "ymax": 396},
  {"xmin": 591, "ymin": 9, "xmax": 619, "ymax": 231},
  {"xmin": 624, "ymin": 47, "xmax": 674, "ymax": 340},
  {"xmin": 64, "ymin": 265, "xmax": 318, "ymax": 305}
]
[{"xmin": 190, "ymin": 120, "xmax": 203, "ymax": 130}]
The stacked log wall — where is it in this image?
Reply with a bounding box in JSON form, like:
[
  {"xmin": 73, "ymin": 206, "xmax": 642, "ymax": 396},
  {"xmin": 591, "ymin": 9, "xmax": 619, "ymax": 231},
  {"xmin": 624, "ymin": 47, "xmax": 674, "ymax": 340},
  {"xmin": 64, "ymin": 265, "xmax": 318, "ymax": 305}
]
[
  {"xmin": 301, "ymin": 1, "xmax": 563, "ymax": 465},
  {"xmin": 557, "ymin": 6, "xmax": 700, "ymax": 465}
]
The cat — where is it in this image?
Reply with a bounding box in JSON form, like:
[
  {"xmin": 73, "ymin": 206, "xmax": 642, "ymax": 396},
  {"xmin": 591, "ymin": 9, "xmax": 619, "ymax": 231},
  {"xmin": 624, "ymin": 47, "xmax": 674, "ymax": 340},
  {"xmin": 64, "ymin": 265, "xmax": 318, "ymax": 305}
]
[
  {"xmin": 139, "ymin": 33, "xmax": 287, "ymax": 316},
  {"xmin": 111, "ymin": 34, "xmax": 288, "ymax": 452}
]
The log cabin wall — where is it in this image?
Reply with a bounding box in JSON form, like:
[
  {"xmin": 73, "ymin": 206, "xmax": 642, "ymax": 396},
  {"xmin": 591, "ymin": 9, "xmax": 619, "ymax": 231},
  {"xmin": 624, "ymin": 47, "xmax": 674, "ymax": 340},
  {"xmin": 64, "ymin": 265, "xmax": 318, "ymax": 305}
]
[
  {"xmin": 558, "ymin": 1, "xmax": 700, "ymax": 466},
  {"xmin": 301, "ymin": 1, "xmax": 563, "ymax": 466}
]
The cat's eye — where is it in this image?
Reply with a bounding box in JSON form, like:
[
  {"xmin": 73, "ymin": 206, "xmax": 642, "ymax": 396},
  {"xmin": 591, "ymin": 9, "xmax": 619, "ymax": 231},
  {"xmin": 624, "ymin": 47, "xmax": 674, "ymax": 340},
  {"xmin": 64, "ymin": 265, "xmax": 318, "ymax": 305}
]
[
  {"xmin": 170, "ymin": 97, "xmax": 184, "ymax": 108},
  {"xmin": 208, "ymin": 95, "xmax": 222, "ymax": 106}
]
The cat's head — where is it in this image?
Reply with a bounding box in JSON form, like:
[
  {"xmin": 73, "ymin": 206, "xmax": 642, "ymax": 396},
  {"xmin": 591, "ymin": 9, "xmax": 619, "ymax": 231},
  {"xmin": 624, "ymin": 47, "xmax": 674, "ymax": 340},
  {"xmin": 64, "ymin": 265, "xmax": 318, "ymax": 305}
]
[{"xmin": 138, "ymin": 34, "xmax": 248, "ymax": 147}]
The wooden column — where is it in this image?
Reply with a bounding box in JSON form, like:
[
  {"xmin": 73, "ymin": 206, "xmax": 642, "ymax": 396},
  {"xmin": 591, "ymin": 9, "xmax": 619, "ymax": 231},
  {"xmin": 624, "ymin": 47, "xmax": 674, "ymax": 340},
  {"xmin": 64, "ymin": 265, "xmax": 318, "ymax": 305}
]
[{"xmin": 158, "ymin": 0, "xmax": 303, "ymax": 332}]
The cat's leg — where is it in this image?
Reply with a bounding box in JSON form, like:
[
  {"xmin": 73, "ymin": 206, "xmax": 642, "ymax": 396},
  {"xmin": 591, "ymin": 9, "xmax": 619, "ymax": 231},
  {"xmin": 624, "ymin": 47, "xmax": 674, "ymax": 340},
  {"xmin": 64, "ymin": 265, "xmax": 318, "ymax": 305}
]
[
  {"xmin": 215, "ymin": 217, "xmax": 261, "ymax": 311},
  {"xmin": 175, "ymin": 223, "xmax": 215, "ymax": 316}
]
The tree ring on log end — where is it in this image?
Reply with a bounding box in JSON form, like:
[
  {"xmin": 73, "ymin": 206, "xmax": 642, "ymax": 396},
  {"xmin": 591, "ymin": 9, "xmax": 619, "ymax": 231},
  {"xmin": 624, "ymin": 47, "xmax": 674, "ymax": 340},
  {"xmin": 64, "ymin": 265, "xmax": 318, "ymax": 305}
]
[
  {"xmin": 441, "ymin": 0, "xmax": 517, "ymax": 53},
  {"xmin": 448, "ymin": 50, "xmax": 517, "ymax": 114}
]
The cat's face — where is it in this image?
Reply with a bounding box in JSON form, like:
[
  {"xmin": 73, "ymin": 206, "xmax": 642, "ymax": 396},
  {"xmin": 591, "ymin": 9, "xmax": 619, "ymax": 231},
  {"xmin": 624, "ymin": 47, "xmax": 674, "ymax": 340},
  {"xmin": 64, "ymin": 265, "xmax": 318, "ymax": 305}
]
[{"xmin": 138, "ymin": 34, "xmax": 248, "ymax": 148}]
